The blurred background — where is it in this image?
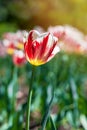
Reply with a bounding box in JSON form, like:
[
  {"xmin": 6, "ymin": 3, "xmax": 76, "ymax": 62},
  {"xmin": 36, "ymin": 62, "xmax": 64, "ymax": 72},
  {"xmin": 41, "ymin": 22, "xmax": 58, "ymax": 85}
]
[
  {"xmin": 0, "ymin": 0, "xmax": 87, "ymax": 130},
  {"xmin": 0, "ymin": 0, "xmax": 87, "ymax": 34}
]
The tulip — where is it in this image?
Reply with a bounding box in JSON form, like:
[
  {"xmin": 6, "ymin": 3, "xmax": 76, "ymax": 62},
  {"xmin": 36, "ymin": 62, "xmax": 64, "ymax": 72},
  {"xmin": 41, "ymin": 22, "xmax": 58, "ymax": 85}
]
[
  {"xmin": 3, "ymin": 40, "xmax": 15, "ymax": 55},
  {"xmin": 3, "ymin": 31, "xmax": 23, "ymax": 43},
  {"xmin": 48, "ymin": 26, "xmax": 65, "ymax": 40},
  {"xmin": 24, "ymin": 30, "xmax": 60, "ymax": 66},
  {"xmin": 13, "ymin": 50, "xmax": 26, "ymax": 66},
  {"xmin": 48, "ymin": 25, "xmax": 87, "ymax": 54},
  {"xmin": 3, "ymin": 31, "xmax": 24, "ymax": 55}
]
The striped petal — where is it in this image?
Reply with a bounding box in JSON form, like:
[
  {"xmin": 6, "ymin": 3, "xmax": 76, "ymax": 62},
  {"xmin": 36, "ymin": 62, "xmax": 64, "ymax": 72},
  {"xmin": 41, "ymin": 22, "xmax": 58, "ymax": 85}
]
[{"xmin": 24, "ymin": 30, "xmax": 60, "ymax": 66}]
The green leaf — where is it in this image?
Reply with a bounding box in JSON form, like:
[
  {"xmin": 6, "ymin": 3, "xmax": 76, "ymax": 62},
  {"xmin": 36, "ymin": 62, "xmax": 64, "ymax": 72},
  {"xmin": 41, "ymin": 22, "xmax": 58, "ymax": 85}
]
[{"xmin": 49, "ymin": 115, "xmax": 57, "ymax": 130}]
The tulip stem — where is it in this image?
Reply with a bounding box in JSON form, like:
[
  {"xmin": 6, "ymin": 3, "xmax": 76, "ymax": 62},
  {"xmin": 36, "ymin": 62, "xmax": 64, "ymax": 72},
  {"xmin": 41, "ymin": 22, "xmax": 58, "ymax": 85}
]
[{"xmin": 26, "ymin": 65, "xmax": 35, "ymax": 130}]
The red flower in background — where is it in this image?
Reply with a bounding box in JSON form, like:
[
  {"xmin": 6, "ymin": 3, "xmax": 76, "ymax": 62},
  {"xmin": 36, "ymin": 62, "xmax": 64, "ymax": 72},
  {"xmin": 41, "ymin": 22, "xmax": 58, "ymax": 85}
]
[
  {"xmin": 13, "ymin": 50, "xmax": 26, "ymax": 66},
  {"xmin": 2, "ymin": 30, "xmax": 27, "ymax": 66},
  {"xmin": 24, "ymin": 30, "xmax": 60, "ymax": 66},
  {"xmin": 3, "ymin": 40, "xmax": 16, "ymax": 55},
  {"xmin": 3, "ymin": 31, "xmax": 24, "ymax": 55}
]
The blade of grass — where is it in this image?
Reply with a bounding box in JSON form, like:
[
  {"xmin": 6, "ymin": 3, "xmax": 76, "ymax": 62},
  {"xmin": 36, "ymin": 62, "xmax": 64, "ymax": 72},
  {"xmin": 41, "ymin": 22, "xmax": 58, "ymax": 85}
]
[{"xmin": 49, "ymin": 115, "xmax": 56, "ymax": 130}]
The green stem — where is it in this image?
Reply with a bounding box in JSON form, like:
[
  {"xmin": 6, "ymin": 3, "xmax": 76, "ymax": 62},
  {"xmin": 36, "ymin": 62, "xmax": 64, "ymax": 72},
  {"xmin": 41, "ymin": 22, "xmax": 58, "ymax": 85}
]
[
  {"xmin": 41, "ymin": 88, "xmax": 54, "ymax": 130},
  {"xmin": 26, "ymin": 65, "xmax": 35, "ymax": 130}
]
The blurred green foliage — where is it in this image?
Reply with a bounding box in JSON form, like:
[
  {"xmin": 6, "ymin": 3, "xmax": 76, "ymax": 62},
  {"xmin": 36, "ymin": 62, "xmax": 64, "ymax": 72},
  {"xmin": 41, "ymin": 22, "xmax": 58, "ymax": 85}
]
[
  {"xmin": 0, "ymin": 23, "xmax": 18, "ymax": 37},
  {"xmin": 0, "ymin": 52, "xmax": 87, "ymax": 129}
]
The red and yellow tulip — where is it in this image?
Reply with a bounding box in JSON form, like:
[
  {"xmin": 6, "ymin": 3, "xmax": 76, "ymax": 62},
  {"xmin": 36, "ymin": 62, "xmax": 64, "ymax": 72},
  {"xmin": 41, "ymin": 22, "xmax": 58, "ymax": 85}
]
[{"xmin": 24, "ymin": 30, "xmax": 60, "ymax": 66}]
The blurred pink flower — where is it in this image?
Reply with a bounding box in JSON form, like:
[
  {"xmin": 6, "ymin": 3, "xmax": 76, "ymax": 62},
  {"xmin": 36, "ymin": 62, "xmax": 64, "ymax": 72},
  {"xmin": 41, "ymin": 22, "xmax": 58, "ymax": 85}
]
[
  {"xmin": 3, "ymin": 31, "xmax": 24, "ymax": 55},
  {"xmin": 3, "ymin": 40, "xmax": 16, "ymax": 55},
  {"xmin": 13, "ymin": 50, "xmax": 26, "ymax": 66},
  {"xmin": 3, "ymin": 31, "xmax": 24, "ymax": 43},
  {"xmin": 48, "ymin": 26, "xmax": 65, "ymax": 40},
  {"xmin": 2, "ymin": 31, "xmax": 25, "ymax": 55},
  {"xmin": 2, "ymin": 30, "xmax": 27, "ymax": 67},
  {"xmin": 48, "ymin": 25, "xmax": 87, "ymax": 54}
]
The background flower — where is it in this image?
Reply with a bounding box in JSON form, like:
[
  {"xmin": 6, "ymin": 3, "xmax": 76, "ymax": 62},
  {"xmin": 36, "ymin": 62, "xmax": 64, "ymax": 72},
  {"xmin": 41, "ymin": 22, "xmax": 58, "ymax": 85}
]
[
  {"xmin": 13, "ymin": 50, "xmax": 26, "ymax": 66},
  {"xmin": 48, "ymin": 25, "xmax": 87, "ymax": 54}
]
